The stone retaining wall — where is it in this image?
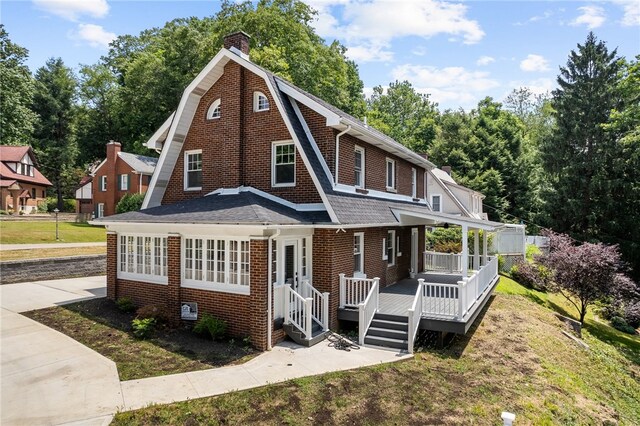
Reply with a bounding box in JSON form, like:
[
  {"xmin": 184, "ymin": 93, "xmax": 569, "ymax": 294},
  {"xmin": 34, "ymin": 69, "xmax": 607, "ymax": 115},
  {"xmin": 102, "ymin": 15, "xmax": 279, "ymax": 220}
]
[{"xmin": 0, "ymin": 255, "xmax": 106, "ymax": 284}]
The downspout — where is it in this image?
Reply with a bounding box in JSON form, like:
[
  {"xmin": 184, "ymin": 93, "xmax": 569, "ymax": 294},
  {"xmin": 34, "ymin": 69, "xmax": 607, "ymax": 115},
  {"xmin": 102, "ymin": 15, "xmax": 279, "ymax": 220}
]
[
  {"xmin": 139, "ymin": 173, "xmax": 143, "ymax": 194},
  {"xmin": 267, "ymin": 228, "xmax": 281, "ymax": 350},
  {"xmin": 334, "ymin": 125, "xmax": 351, "ymax": 186}
]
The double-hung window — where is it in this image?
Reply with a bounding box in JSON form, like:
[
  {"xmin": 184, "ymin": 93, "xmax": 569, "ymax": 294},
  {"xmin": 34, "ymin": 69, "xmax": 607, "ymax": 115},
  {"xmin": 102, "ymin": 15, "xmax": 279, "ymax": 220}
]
[
  {"xmin": 100, "ymin": 176, "xmax": 107, "ymax": 191},
  {"xmin": 354, "ymin": 232, "xmax": 364, "ymax": 276},
  {"xmin": 119, "ymin": 174, "xmax": 129, "ymax": 191},
  {"xmin": 184, "ymin": 150, "xmax": 202, "ymax": 190},
  {"xmin": 272, "ymin": 141, "xmax": 295, "ymax": 187},
  {"xmin": 386, "ymin": 158, "xmax": 396, "ymax": 191},
  {"xmin": 118, "ymin": 234, "xmax": 168, "ymax": 284},
  {"xmin": 431, "ymin": 195, "xmax": 441, "ymax": 212},
  {"xmin": 354, "ymin": 146, "xmax": 365, "ymax": 188},
  {"xmin": 411, "ymin": 168, "xmax": 417, "ymax": 198},
  {"xmin": 383, "ymin": 230, "xmax": 396, "ymax": 266}
]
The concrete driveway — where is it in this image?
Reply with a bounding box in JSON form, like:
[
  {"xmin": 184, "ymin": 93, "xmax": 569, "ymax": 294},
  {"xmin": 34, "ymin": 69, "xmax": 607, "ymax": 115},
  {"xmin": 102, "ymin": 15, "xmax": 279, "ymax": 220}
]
[{"xmin": 1, "ymin": 276, "xmax": 122, "ymax": 425}]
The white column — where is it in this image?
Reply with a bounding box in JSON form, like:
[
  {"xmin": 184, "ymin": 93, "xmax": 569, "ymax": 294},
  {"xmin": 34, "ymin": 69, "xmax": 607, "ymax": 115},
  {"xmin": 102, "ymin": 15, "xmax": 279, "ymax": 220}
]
[
  {"xmin": 473, "ymin": 229, "xmax": 479, "ymax": 271},
  {"xmin": 461, "ymin": 224, "xmax": 468, "ymax": 278},
  {"xmin": 482, "ymin": 230, "xmax": 488, "ymax": 266}
]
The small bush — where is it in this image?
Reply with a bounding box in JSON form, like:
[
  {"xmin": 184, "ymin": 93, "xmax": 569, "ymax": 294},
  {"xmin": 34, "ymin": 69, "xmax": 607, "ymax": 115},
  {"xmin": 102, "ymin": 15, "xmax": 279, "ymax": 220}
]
[
  {"xmin": 433, "ymin": 240, "xmax": 461, "ymax": 253},
  {"xmin": 45, "ymin": 197, "xmax": 76, "ymax": 212},
  {"xmin": 116, "ymin": 193, "xmax": 145, "ymax": 214},
  {"xmin": 136, "ymin": 304, "xmax": 171, "ymax": 324},
  {"xmin": 510, "ymin": 260, "xmax": 550, "ymax": 291},
  {"xmin": 193, "ymin": 314, "xmax": 227, "ymax": 341},
  {"xmin": 610, "ymin": 316, "xmax": 636, "ymax": 335},
  {"xmin": 131, "ymin": 318, "xmax": 156, "ymax": 339},
  {"xmin": 624, "ymin": 302, "xmax": 640, "ymax": 328},
  {"xmin": 116, "ymin": 296, "xmax": 136, "ymax": 313},
  {"xmin": 526, "ymin": 244, "xmax": 541, "ymax": 262}
]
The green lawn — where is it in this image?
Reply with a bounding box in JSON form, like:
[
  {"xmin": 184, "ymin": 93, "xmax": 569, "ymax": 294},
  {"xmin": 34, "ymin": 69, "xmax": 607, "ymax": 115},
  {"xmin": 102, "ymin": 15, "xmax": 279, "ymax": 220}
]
[
  {"xmin": 0, "ymin": 221, "xmax": 105, "ymax": 244},
  {"xmin": 112, "ymin": 277, "xmax": 640, "ymax": 425}
]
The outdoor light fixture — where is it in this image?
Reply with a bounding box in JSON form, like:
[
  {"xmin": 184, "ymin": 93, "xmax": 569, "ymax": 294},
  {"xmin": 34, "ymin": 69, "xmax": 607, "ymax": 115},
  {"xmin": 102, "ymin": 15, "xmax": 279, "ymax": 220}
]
[{"xmin": 53, "ymin": 208, "xmax": 60, "ymax": 241}]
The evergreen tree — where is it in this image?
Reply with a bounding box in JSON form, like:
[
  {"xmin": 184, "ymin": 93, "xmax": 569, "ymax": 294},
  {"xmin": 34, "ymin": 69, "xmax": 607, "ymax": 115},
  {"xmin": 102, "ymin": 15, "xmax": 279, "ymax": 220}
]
[
  {"xmin": 31, "ymin": 58, "xmax": 78, "ymax": 210},
  {"xmin": 0, "ymin": 25, "xmax": 37, "ymax": 145},
  {"xmin": 541, "ymin": 32, "xmax": 622, "ymax": 241}
]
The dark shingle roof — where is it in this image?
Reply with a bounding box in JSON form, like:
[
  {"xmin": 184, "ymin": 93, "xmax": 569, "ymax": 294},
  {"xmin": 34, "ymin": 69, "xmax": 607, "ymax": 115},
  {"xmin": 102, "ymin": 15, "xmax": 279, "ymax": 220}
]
[{"xmin": 95, "ymin": 191, "xmax": 331, "ymax": 225}]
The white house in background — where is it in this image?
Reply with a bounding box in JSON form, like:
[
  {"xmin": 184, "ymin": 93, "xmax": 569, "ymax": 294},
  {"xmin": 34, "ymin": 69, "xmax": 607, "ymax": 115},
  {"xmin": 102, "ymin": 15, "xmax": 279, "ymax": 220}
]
[{"xmin": 426, "ymin": 166, "xmax": 486, "ymax": 220}]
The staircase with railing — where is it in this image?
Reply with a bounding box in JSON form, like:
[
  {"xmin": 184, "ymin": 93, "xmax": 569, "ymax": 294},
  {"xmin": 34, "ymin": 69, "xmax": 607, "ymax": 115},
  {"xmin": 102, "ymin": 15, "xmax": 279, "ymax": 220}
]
[{"xmin": 283, "ymin": 280, "xmax": 329, "ymax": 347}]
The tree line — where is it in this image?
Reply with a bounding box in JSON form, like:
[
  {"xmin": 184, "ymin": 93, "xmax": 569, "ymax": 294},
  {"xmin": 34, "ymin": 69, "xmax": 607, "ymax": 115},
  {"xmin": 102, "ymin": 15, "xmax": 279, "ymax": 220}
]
[{"xmin": 1, "ymin": 0, "xmax": 638, "ymax": 279}]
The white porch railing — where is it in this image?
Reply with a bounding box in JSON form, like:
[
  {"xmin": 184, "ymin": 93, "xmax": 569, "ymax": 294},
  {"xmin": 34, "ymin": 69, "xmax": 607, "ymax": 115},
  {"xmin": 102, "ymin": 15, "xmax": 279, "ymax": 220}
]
[
  {"xmin": 300, "ymin": 279, "xmax": 330, "ymax": 332},
  {"xmin": 424, "ymin": 251, "xmax": 487, "ymax": 273},
  {"xmin": 339, "ymin": 274, "xmax": 379, "ymax": 308},
  {"xmin": 421, "ymin": 281, "xmax": 459, "ymax": 318},
  {"xmin": 407, "ymin": 278, "xmax": 424, "ymax": 354},
  {"xmin": 284, "ymin": 284, "xmax": 313, "ymax": 340},
  {"xmin": 358, "ymin": 278, "xmax": 379, "ymax": 345}
]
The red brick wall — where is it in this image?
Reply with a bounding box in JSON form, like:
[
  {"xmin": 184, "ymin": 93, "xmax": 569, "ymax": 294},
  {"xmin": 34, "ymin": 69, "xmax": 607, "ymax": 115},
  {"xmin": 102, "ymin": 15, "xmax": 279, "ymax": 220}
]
[
  {"xmin": 106, "ymin": 232, "xmax": 117, "ymax": 300},
  {"xmin": 0, "ymin": 183, "xmax": 48, "ymax": 212},
  {"xmin": 161, "ymin": 62, "xmax": 322, "ymax": 206}
]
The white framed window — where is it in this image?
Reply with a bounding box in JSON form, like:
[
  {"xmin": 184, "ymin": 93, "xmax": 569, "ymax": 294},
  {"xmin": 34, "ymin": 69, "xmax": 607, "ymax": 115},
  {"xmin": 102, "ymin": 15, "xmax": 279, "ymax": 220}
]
[
  {"xmin": 100, "ymin": 176, "xmax": 107, "ymax": 192},
  {"xmin": 411, "ymin": 168, "xmax": 417, "ymax": 198},
  {"xmin": 354, "ymin": 146, "xmax": 365, "ymax": 188},
  {"xmin": 118, "ymin": 234, "xmax": 168, "ymax": 284},
  {"xmin": 431, "ymin": 194, "xmax": 441, "ymax": 212},
  {"xmin": 386, "ymin": 158, "xmax": 396, "ymax": 191},
  {"xmin": 97, "ymin": 203, "xmax": 104, "ymax": 218},
  {"xmin": 397, "ymin": 235, "xmax": 402, "ymax": 257},
  {"xmin": 354, "ymin": 232, "xmax": 364, "ymax": 276},
  {"xmin": 272, "ymin": 141, "xmax": 295, "ymax": 187},
  {"xmin": 254, "ymin": 91, "xmax": 270, "ymax": 112},
  {"xmin": 119, "ymin": 174, "xmax": 129, "ymax": 191},
  {"xmin": 384, "ymin": 230, "xmax": 396, "ymax": 266},
  {"xmin": 183, "ymin": 236, "xmax": 250, "ymax": 294},
  {"xmin": 184, "ymin": 150, "xmax": 202, "ymax": 190},
  {"xmin": 206, "ymin": 98, "xmax": 221, "ymax": 119}
]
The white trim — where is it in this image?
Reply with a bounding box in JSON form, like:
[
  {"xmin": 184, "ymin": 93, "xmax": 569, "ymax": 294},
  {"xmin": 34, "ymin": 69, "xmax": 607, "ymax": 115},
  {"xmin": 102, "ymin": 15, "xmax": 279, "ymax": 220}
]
[
  {"xmin": 385, "ymin": 158, "xmax": 396, "ymax": 192},
  {"xmin": 278, "ymin": 83, "xmax": 341, "ymax": 126},
  {"xmin": 271, "ymin": 140, "xmax": 296, "ymax": 187},
  {"xmin": 145, "ymin": 112, "xmax": 175, "ymax": 150},
  {"xmin": 354, "ymin": 145, "xmax": 365, "ymax": 189},
  {"xmin": 100, "ymin": 175, "xmax": 107, "ymax": 192},
  {"xmin": 184, "ymin": 149, "xmax": 202, "ymax": 191},
  {"xmin": 120, "ymin": 174, "xmax": 129, "ymax": 191},
  {"xmin": 91, "ymin": 158, "xmax": 107, "ymax": 177},
  {"xmin": 117, "ymin": 234, "xmax": 169, "ymax": 285},
  {"xmin": 97, "ymin": 203, "xmax": 104, "ymax": 218},
  {"xmin": 206, "ymin": 98, "xmax": 221, "ymax": 120},
  {"xmin": 354, "ymin": 232, "xmax": 364, "ymax": 275},
  {"xmin": 386, "ymin": 230, "xmax": 396, "ymax": 266},
  {"xmin": 431, "ymin": 194, "xmax": 442, "ymax": 212},
  {"xmin": 428, "ymin": 169, "xmax": 471, "ymax": 217},
  {"xmin": 206, "ymin": 186, "xmax": 326, "ymax": 212},
  {"xmin": 333, "ymin": 183, "xmax": 427, "ymax": 205},
  {"xmin": 411, "ymin": 168, "xmax": 417, "ymax": 199},
  {"xmin": 253, "ymin": 91, "xmax": 270, "ymax": 112}
]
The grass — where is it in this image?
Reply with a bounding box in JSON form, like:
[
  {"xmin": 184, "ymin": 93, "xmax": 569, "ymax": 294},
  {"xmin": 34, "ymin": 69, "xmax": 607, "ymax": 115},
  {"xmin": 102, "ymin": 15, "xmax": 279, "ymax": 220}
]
[
  {"xmin": 0, "ymin": 221, "xmax": 105, "ymax": 244},
  {"xmin": 23, "ymin": 299, "xmax": 256, "ymax": 381},
  {"xmin": 112, "ymin": 277, "xmax": 640, "ymax": 425},
  {"xmin": 0, "ymin": 246, "xmax": 106, "ymax": 261}
]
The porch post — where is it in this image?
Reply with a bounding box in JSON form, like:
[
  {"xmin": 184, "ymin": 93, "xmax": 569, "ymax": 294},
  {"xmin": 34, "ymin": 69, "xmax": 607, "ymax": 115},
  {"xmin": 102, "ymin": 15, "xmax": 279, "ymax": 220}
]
[
  {"xmin": 339, "ymin": 273, "xmax": 346, "ymax": 308},
  {"xmin": 482, "ymin": 231, "xmax": 488, "ymax": 267},
  {"xmin": 461, "ymin": 224, "xmax": 468, "ymax": 278},
  {"xmin": 473, "ymin": 229, "xmax": 479, "ymax": 270}
]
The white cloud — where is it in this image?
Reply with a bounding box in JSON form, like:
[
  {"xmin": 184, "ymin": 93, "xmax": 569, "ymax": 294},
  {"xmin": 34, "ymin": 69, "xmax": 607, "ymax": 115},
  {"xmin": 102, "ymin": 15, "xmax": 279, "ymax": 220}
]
[
  {"xmin": 70, "ymin": 24, "xmax": 115, "ymax": 49},
  {"xmin": 391, "ymin": 63, "xmax": 500, "ymax": 109},
  {"xmin": 346, "ymin": 44, "xmax": 394, "ymax": 63},
  {"xmin": 612, "ymin": 0, "xmax": 640, "ymax": 26},
  {"xmin": 520, "ymin": 54, "xmax": 550, "ymax": 72},
  {"xmin": 476, "ymin": 56, "xmax": 495, "ymax": 66},
  {"xmin": 570, "ymin": 5, "xmax": 606, "ymax": 29},
  {"xmin": 33, "ymin": 0, "xmax": 109, "ymax": 21},
  {"xmin": 309, "ymin": 0, "xmax": 484, "ymax": 62},
  {"xmin": 504, "ymin": 78, "xmax": 556, "ymax": 100}
]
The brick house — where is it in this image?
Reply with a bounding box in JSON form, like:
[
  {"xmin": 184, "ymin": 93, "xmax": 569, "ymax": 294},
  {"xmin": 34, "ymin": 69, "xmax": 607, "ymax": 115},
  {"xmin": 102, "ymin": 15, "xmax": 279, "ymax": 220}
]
[
  {"xmin": 94, "ymin": 32, "xmax": 503, "ymax": 352},
  {"xmin": 88, "ymin": 141, "xmax": 158, "ymax": 218},
  {"xmin": 0, "ymin": 145, "xmax": 52, "ymax": 213}
]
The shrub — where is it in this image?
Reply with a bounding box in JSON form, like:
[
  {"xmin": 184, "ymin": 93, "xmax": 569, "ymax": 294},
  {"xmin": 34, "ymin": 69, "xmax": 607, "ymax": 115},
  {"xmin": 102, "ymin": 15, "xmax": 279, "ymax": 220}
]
[
  {"xmin": 136, "ymin": 304, "xmax": 171, "ymax": 324},
  {"xmin": 526, "ymin": 244, "xmax": 541, "ymax": 262},
  {"xmin": 610, "ymin": 316, "xmax": 636, "ymax": 335},
  {"xmin": 498, "ymin": 254, "xmax": 505, "ymax": 272},
  {"xmin": 624, "ymin": 302, "xmax": 640, "ymax": 328},
  {"xmin": 132, "ymin": 318, "xmax": 156, "ymax": 339},
  {"xmin": 116, "ymin": 193, "xmax": 145, "ymax": 214},
  {"xmin": 433, "ymin": 240, "xmax": 461, "ymax": 253},
  {"xmin": 116, "ymin": 296, "xmax": 136, "ymax": 313},
  {"xmin": 193, "ymin": 314, "xmax": 227, "ymax": 341},
  {"xmin": 510, "ymin": 260, "xmax": 550, "ymax": 291},
  {"xmin": 45, "ymin": 197, "xmax": 76, "ymax": 212}
]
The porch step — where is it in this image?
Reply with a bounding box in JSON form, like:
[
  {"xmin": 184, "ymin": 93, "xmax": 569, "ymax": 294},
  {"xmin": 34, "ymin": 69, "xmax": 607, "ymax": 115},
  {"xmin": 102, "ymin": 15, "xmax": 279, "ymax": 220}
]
[
  {"xmin": 283, "ymin": 321, "xmax": 328, "ymax": 347},
  {"xmin": 364, "ymin": 313, "xmax": 410, "ymax": 351}
]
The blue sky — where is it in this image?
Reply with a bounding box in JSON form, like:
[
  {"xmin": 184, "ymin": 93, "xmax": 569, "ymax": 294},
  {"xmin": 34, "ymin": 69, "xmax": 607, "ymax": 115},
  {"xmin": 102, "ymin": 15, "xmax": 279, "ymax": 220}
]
[{"xmin": 3, "ymin": 0, "xmax": 639, "ymax": 110}]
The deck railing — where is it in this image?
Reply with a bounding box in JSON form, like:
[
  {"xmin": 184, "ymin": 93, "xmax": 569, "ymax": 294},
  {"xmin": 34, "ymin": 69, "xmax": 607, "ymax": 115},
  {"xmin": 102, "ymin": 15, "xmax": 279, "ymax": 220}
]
[
  {"xmin": 300, "ymin": 279, "xmax": 330, "ymax": 332},
  {"xmin": 358, "ymin": 279, "xmax": 379, "ymax": 345},
  {"xmin": 339, "ymin": 274, "xmax": 380, "ymax": 308},
  {"xmin": 424, "ymin": 251, "xmax": 488, "ymax": 273},
  {"xmin": 284, "ymin": 284, "xmax": 313, "ymax": 340},
  {"xmin": 407, "ymin": 278, "xmax": 424, "ymax": 354},
  {"xmin": 421, "ymin": 281, "xmax": 460, "ymax": 318},
  {"xmin": 457, "ymin": 255, "xmax": 498, "ymax": 320}
]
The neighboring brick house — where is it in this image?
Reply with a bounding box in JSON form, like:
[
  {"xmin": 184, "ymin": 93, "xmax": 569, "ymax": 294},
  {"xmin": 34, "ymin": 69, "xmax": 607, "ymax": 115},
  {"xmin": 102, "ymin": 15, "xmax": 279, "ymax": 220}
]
[
  {"xmin": 0, "ymin": 145, "xmax": 52, "ymax": 213},
  {"xmin": 426, "ymin": 166, "xmax": 487, "ymax": 220},
  {"xmin": 89, "ymin": 141, "xmax": 158, "ymax": 218},
  {"xmin": 94, "ymin": 32, "xmax": 502, "ymax": 352}
]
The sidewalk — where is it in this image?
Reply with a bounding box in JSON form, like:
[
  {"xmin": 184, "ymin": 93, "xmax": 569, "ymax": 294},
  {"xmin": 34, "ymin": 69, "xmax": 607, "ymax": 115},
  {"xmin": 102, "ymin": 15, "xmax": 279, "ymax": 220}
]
[{"xmin": 0, "ymin": 242, "xmax": 106, "ymax": 251}]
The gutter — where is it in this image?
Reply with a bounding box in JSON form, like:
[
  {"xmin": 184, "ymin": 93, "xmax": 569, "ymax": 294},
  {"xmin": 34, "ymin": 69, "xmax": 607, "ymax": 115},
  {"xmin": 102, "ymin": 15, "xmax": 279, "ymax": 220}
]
[{"xmin": 334, "ymin": 125, "xmax": 351, "ymax": 186}]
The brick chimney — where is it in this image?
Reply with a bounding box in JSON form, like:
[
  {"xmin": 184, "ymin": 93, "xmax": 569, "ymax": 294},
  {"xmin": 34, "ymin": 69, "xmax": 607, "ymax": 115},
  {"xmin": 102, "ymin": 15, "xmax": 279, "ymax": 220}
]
[
  {"xmin": 442, "ymin": 165, "xmax": 452, "ymax": 175},
  {"xmin": 106, "ymin": 140, "xmax": 121, "ymax": 164},
  {"xmin": 223, "ymin": 31, "xmax": 251, "ymax": 56}
]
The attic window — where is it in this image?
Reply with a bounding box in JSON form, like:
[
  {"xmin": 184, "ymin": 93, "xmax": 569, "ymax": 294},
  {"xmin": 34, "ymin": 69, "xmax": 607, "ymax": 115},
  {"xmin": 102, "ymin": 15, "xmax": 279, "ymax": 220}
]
[
  {"xmin": 206, "ymin": 99, "xmax": 221, "ymax": 119},
  {"xmin": 254, "ymin": 91, "xmax": 269, "ymax": 112}
]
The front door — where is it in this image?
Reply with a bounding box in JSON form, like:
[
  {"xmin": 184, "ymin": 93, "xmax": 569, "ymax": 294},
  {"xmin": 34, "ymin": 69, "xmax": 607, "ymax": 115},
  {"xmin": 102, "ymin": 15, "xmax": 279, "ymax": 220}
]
[
  {"xmin": 284, "ymin": 240, "xmax": 299, "ymax": 292},
  {"xmin": 410, "ymin": 228, "xmax": 419, "ymax": 278}
]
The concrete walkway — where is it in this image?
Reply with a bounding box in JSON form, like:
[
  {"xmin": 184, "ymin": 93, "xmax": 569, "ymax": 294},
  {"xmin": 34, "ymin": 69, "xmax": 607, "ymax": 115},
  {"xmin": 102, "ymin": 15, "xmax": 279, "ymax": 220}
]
[
  {"xmin": 0, "ymin": 276, "xmax": 411, "ymax": 425},
  {"xmin": 1, "ymin": 242, "xmax": 107, "ymax": 251}
]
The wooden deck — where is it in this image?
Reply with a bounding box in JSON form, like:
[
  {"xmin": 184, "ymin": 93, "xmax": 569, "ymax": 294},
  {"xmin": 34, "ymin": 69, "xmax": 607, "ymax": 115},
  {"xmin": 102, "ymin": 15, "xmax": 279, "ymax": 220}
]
[{"xmin": 378, "ymin": 273, "xmax": 463, "ymax": 316}]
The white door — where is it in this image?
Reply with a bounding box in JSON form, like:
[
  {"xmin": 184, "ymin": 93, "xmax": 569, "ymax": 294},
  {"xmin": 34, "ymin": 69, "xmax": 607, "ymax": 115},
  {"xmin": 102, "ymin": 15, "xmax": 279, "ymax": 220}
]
[
  {"xmin": 283, "ymin": 240, "xmax": 299, "ymax": 292},
  {"xmin": 411, "ymin": 228, "xmax": 419, "ymax": 278}
]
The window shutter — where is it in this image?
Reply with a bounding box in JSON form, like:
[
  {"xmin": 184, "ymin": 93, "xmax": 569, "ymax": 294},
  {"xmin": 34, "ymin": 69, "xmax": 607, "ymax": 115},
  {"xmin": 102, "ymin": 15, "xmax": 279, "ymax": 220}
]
[
  {"xmin": 117, "ymin": 175, "xmax": 121, "ymax": 190},
  {"xmin": 127, "ymin": 175, "xmax": 131, "ymax": 190}
]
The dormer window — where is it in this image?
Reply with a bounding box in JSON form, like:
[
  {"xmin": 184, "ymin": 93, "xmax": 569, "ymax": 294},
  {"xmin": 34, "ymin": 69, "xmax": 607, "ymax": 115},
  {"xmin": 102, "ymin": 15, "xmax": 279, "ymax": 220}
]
[
  {"xmin": 206, "ymin": 99, "xmax": 221, "ymax": 119},
  {"xmin": 15, "ymin": 154, "xmax": 34, "ymax": 177},
  {"xmin": 254, "ymin": 91, "xmax": 269, "ymax": 112}
]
